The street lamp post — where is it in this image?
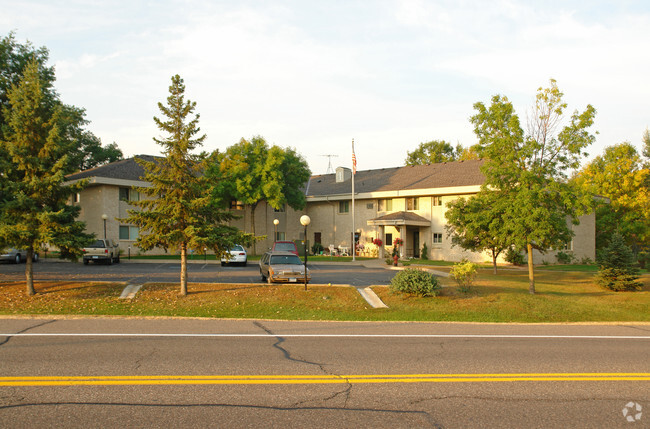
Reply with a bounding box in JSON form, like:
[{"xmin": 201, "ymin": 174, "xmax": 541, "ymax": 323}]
[
  {"xmin": 300, "ymin": 215, "xmax": 310, "ymax": 291},
  {"xmin": 273, "ymin": 218, "xmax": 279, "ymax": 241},
  {"xmin": 101, "ymin": 214, "xmax": 108, "ymax": 239}
]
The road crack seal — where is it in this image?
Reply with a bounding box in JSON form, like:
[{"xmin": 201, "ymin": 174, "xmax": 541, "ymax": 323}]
[
  {"xmin": 0, "ymin": 319, "xmax": 56, "ymax": 347},
  {"xmin": 252, "ymin": 321, "xmax": 353, "ymax": 408}
]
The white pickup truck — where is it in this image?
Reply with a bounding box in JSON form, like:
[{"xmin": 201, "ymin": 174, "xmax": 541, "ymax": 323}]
[{"xmin": 82, "ymin": 239, "xmax": 120, "ymax": 265}]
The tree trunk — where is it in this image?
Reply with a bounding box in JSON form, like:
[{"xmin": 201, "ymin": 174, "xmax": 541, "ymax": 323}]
[
  {"xmin": 180, "ymin": 243, "xmax": 188, "ymax": 296},
  {"xmin": 527, "ymin": 243, "xmax": 535, "ymax": 294},
  {"xmin": 26, "ymin": 246, "xmax": 35, "ymax": 296},
  {"xmin": 492, "ymin": 250, "xmax": 498, "ymax": 275},
  {"xmin": 250, "ymin": 202, "xmax": 258, "ymax": 255}
]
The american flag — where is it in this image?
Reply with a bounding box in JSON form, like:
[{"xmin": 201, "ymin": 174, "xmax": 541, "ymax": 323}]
[{"xmin": 352, "ymin": 139, "xmax": 357, "ymax": 175}]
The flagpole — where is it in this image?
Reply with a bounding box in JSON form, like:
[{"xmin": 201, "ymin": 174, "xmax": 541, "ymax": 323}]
[{"xmin": 351, "ymin": 139, "xmax": 356, "ymax": 262}]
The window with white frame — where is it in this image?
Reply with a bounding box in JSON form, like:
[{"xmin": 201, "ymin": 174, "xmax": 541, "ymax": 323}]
[
  {"xmin": 339, "ymin": 200, "xmax": 350, "ymax": 213},
  {"xmin": 432, "ymin": 196, "xmax": 443, "ymax": 206},
  {"xmin": 432, "ymin": 233, "xmax": 443, "ymax": 244}
]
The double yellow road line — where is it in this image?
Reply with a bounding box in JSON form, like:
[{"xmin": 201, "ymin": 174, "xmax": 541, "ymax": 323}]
[{"xmin": 1, "ymin": 373, "xmax": 649, "ymax": 386}]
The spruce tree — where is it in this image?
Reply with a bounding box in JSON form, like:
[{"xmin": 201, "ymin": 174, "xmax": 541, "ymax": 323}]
[
  {"xmin": 124, "ymin": 75, "xmax": 248, "ymax": 295},
  {"xmin": 0, "ymin": 59, "xmax": 91, "ymax": 295},
  {"xmin": 595, "ymin": 232, "xmax": 641, "ymax": 291}
]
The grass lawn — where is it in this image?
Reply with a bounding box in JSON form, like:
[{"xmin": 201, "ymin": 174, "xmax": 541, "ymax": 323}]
[{"xmin": 1, "ymin": 270, "xmax": 648, "ymax": 322}]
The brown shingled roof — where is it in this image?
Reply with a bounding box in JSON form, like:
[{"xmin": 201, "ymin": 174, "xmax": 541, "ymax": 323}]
[{"xmin": 306, "ymin": 159, "xmax": 485, "ymax": 196}]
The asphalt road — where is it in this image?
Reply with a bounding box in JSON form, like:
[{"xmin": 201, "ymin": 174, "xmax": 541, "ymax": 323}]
[
  {"xmin": 0, "ymin": 259, "xmax": 397, "ymax": 286},
  {"xmin": 1, "ymin": 318, "xmax": 648, "ymax": 428}
]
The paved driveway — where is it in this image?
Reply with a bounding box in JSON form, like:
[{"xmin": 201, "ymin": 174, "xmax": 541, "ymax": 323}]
[{"xmin": 0, "ymin": 259, "xmax": 397, "ymax": 287}]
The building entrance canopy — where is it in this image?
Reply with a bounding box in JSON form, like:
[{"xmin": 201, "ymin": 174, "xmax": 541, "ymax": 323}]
[{"xmin": 367, "ymin": 211, "xmax": 430, "ymax": 227}]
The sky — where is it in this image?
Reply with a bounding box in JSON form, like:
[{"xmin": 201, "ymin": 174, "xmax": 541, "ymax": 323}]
[{"xmin": 2, "ymin": 0, "xmax": 649, "ymax": 175}]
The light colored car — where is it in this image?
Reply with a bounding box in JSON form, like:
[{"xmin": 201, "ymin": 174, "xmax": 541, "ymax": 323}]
[
  {"xmin": 0, "ymin": 248, "xmax": 38, "ymax": 264},
  {"xmin": 82, "ymin": 239, "xmax": 120, "ymax": 265},
  {"xmin": 271, "ymin": 241, "xmax": 299, "ymax": 256},
  {"xmin": 221, "ymin": 245, "xmax": 247, "ymax": 266},
  {"xmin": 259, "ymin": 251, "xmax": 310, "ymax": 284}
]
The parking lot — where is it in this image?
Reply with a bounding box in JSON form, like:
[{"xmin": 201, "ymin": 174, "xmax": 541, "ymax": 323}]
[{"xmin": 0, "ymin": 259, "xmax": 396, "ymax": 287}]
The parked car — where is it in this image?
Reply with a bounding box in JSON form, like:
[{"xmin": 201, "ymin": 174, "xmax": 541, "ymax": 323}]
[
  {"xmin": 221, "ymin": 244, "xmax": 247, "ymax": 266},
  {"xmin": 82, "ymin": 239, "xmax": 120, "ymax": 265},
  {"xmin": 271, "ymin": 240, "xmax": 299, "ymax": 256},
  {"xmin": 0, "ymin": 248, "xmax": 38, "ymax": 264},
  {"xmin": 259, "ymin": 251, "xmax": 310, "ymax": 284}
]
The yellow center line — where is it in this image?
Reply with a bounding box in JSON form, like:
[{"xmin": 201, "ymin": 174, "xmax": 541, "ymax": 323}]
[{"xmin": 1, "ymin": 373, "xmax": 649, "ymax": 386}]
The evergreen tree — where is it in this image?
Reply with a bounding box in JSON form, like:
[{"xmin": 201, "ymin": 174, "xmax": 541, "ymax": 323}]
[
  {"xmin": 124, "ymin": 75, "xmax": 248, "ymax": 295},
  {"xmin": 595, "ymin": 232, "xmax": 641, "ymax": 291},
  {"xmin": 0, "ymin": 59, "xmax": 92, "ymax": 295}
]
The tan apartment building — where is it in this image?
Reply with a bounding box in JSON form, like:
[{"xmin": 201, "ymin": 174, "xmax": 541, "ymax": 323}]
[{"xmin": 65, "ymin": 156, "xmax": 596, "ymax": 263}]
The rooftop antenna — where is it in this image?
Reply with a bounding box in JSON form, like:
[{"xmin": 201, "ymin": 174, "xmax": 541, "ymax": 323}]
[{"xmin": 320, "ymin": 154, "xmax": 339, "ymax": 174}]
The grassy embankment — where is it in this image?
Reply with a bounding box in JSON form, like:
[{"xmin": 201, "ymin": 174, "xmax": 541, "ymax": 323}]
[{"xmin": 1, "ymin": 268, "xmax": 648, "ymax": 322}]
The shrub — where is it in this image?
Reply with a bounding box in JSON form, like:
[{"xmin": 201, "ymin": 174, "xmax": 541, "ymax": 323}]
[
  {"xmin": 504, "ymin": 247, "xmax": 525, "ymax": 266},
  {"xmin": 595, "ymin": 232, "xmax": 641, "ymax": 291},
  {"xmin": 311, "ymin": 242, "xmax": 324, "ymax": 255},
  {"xmin": 449, "ymin": 259, "xmax": 478, "ymax": 293},
  {"xmin": 421, "ymin": 242, "xmax": 428, "ymax": 260},
  {"xmin": 556, "ymin": 251, "xmax": 574, "ymax": 265},
  {"xmin": 389, "ymin": 268, "xmax": 441, "ymax": 297}
]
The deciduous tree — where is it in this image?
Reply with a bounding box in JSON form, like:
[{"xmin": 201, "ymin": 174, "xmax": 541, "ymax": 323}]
[
  {"xmin": 214, "ymin": 137, "xmax": 310, "ymax": 254},
  {"xmin": 574, "ymin": 142, "xmax": 649, "ymax": 252},
  {"xmin": 0, "ymin": 32, "xmax": 123, "ymax": 174},
  {"xmin": 471, "ymin": 79, "xmax": 596, "ymax": 293},
  {"xmin": 445, "ymin": 191, "xmax": 511, "ymax": 274},
  {"xmin": 405, "ymin": 140, "xmax": 460, "ymax": 165}
]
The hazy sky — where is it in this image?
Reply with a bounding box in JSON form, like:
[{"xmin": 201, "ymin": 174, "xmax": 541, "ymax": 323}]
[{"xmin": 2, "ymin": 0, "xmax": 649, "ymax": 174}]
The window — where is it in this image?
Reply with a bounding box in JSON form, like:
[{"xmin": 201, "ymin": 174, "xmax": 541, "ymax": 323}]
[
  {"xmin": 119, "ymin": 225, "xmax": 139, "ymax": 241},
  {"xmin": 432, "ymin": 196, "xmax": 443, "ymax": 206},
  {"xmin": 563, "ymin": 240, "xmax": 574, "ymax": 251},
  {"xmin": 72, "ymin": 193, "xmax": 80, "ymax": 203},
  {"xmin": 366, "ymin": 203, "xmax": 374, "ymax": 210},
  {"xmin": 230, "ymin": 200, "xmax": 244, "ymax": 210},
  {"xmin": 274, "ymin": 205, "xmax": 285, "ymax": 213},
  {"xmin": 119, "ymin": 187, "xmax": 129, "ymax": 201},
  {"xmin": 378, "ymin": 199, "xmax": 393, "ymax": 211},
  {"xmin": 385, "ymin": 233, "xmax": 393, "ymax": 246},
  {"xmin": 406, "ymin": 197, "xmax": 419, "ymax": 210},
  {"xmin": 339, "ymin": 200, "xmax": 350, "ymax": 213},
  {"xmin": 432, "ymin": 233, "xmax": 443, "ymax": 244},
  {"xmin": 119, "ymin": 187, "xmax": 139, "ymax": 202},
  {"xmin": 275, "ymin": 232, "xmax": 286, "ymax": 241}
]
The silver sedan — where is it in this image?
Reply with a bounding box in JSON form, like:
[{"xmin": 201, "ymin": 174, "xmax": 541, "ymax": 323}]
[{"xmin": 259, "ymin": 251, "xmax": 310, "ymax": 284}]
